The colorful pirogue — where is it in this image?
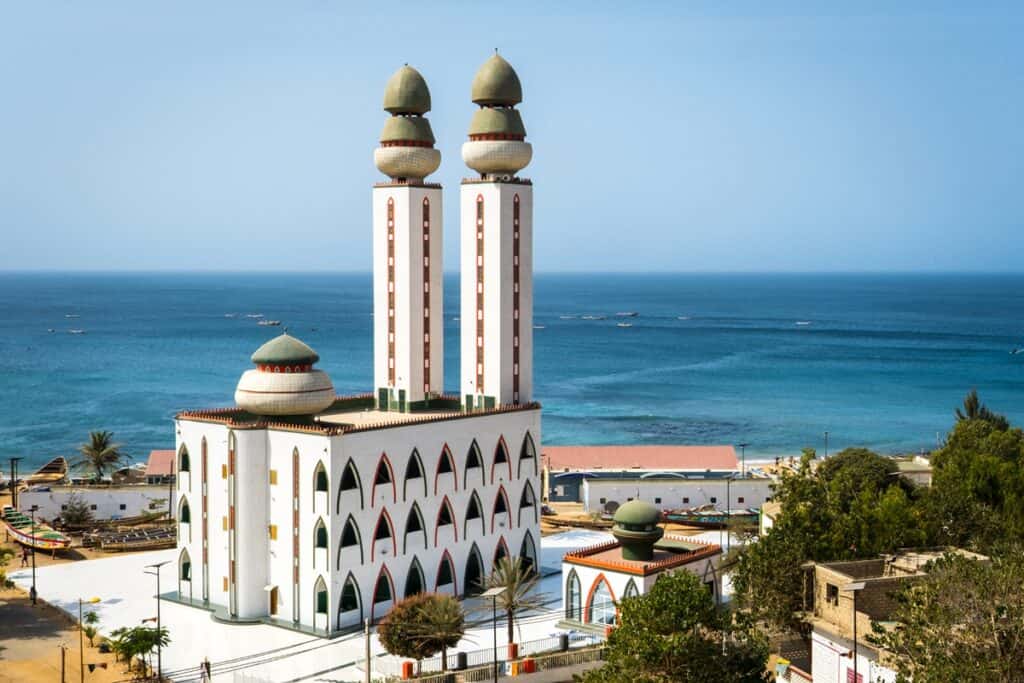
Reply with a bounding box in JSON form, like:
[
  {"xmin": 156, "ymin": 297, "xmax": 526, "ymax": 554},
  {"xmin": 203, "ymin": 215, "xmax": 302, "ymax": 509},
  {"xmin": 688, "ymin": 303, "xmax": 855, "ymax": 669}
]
[{"xmin": 1, "ymin": 505, "xmax": 72, "ymax": 553}]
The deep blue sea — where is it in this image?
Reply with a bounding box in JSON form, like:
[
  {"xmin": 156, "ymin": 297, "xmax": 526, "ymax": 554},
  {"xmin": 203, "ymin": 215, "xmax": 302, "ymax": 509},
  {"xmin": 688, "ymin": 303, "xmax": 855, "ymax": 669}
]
[{"xmin": 2, "ymin": 272, "xmax": 1023, "ymax": 471}]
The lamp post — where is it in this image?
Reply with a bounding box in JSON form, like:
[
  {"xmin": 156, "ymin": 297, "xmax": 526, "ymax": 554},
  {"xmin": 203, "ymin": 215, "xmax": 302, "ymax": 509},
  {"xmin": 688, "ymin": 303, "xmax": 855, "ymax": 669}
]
[
  {"xmin": 79, "ymin": 597, "xmax": 100, "ymax": 683},
  {"xmin": 481, "ymin": 586, "xmax": 506, "ymax": 683},
  {"xmin": 8, "ymin": 457, "xmax": 23, "ymax": 509},
  {"xmin": 844, "ymin": 581, "xmax": 866, "ymax": 683},
  {"xmin": 29, "ymin": 505, "xmax": 38, "ymax": 605},
  {"xmin": 737, "ymin": 443, "xmax": 748, "ymax": 478},
  {"xmin": 144, "ymin": 560, "xmax": 171, "ymax": 680}
]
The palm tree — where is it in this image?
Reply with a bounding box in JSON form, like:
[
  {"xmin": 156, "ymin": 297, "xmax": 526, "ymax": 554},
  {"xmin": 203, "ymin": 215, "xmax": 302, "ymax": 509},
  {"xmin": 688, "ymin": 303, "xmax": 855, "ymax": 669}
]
[
  {"xmin": 955, "ymin": 390, "xmax": 1010, "ymax": 430},
  {"xmin": 76, "ymin": 431, "xmax": 125, "ymax": 480},
  {"xmin": 410, "ymin": 594, "xmax": 465, "ymax": 671},
  {"xmin": 483, "ymin": 557, "xmax": 545, "ymax": 645}
]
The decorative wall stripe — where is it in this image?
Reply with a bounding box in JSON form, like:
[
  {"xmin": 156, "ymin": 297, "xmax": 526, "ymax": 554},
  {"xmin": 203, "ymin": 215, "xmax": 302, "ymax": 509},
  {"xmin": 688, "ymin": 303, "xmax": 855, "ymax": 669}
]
[
  {"xmin": 422, "ymin": 197, "xmax": 431, "ymax": 395},
  {"xmin": 512, "ymin": 194, "xmax": 521, "ymax": 403},
  {"xmin": 292, "ymin": 448, "xmax": 300, "ymax": 623},
  {"xmin": 201, "ymin": 437, "xmax": 209, "ymax": 602},
  {"xmin": 387, "ymin": 197, "xmax": 396, "ymax": 388},
  {"xmin": 228, "ymin": 433, "xmax": 237, "ymax": 616},
  {"xmin": 475, "ymin": 195, "xmax": 485, "ymax": 393}
]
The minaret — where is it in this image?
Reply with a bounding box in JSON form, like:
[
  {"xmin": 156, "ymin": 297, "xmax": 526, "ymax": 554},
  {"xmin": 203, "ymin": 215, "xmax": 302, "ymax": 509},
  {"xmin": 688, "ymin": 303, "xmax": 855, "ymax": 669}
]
[
  {"xmin": 373, "ymin": 65, "xmax": 444, "ymax": 411},
  {"xmin": 460, "ymin": 53, "xmax": 534, "ymax": 409}
]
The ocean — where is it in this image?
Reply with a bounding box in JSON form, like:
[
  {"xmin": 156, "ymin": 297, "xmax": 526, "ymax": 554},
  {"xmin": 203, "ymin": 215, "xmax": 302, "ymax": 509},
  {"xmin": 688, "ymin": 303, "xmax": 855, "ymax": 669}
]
[{"xmin": 1, "ymin": 272, "xmax": 1022, "ymax": 471}]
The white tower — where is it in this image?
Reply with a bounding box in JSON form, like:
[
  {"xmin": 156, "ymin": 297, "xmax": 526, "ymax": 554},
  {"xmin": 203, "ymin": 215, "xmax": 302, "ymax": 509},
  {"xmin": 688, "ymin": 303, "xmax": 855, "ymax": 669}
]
[
  {"xmin": 373, "ymin": 65, "xmax": 444, "ymax": 411},
  {"xmin": 460, "ymin": 54, "xmax": 534, "ymax": 409}
]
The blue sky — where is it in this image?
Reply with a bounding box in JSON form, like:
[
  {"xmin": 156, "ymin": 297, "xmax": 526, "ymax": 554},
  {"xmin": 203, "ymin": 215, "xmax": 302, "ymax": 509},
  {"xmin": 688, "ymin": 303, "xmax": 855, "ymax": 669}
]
[{"xmin": 2, "ymin": 2, "xmax": 1022, "ymax": 272}]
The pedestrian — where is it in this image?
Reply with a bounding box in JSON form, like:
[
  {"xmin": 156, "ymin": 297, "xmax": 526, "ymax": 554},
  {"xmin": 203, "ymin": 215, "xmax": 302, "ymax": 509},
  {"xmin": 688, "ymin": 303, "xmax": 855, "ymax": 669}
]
[
  {"xmin": 20, "ymin": 546, "xmax": 29, "ymax": 567},
  {"xmin": 200, "ymin": 656, "xmax": 212, "ymax": 681}
]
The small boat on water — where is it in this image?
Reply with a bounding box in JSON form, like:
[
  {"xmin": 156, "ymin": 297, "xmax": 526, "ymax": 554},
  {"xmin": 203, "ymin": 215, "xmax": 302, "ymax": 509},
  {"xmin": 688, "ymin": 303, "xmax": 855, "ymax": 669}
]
[
  {"xmin": 795, "ymin": 321, "xmax": 812, "ymax": 326},
  {"xmin": 663, "ymin": 505, "xmax": 760, "ymax": 529},
  {"xmin": 581, "ymin": 315, "xmax": 607, "ymax": 321},
  {"xmin": 245, "ymin": 313, "xmax": 264, "ymax": 319},
  {"xmin": 677, "ymin": 316, "xmax": 691, "ymax": 320},
  {"xmin": 559, "ymin": 315, "xmax": 577, "ymax": 320},
  {"xmin": 26, "ymin": 457, "xmax": 68, "ymax": 485},
  {"xmin": 224, "ymin": 313, "xmax": 238, "ymax": 318},
  {"xmin": 257, "ymin": 320, "xmax": 282, "ymax": 327},
  {"xmin": 533, "ymin": 325, "xmax": 545, "ymax": 330},
  {"xmin": 617, "ymin": 322, "xmax": 633, "ymax": 328},
  {"xmin": 1011, "ymin": 348, "xmax": 1023, "ymax": 355},
  {"xmin": 2, "ymin": 505, "xmax": 72, "ymax": 552},
  {"xmin": 616, "ymin": 311, "xmax": 639, "ymax": 318},
  {"xmin": 64, "ymin": 314, "xmax": 80, "ymax": 319},
  {"xmin": 68, "ymin": 329, "xmax": 86, "ymax": 335}
]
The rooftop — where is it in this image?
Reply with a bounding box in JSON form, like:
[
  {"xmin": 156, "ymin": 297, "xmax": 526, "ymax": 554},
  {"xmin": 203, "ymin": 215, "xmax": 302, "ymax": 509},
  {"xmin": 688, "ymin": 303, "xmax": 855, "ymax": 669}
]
[
  {"xmin": 544, "ymin": 445, "xmax": 739, "ymax": 472},
  {"xmin": 563, "ymin": 534, "xmax": 720, "ymax": 576},
  {"xmin": 145, "ymin": 450, "xmax": 175, "ymax": 477}
]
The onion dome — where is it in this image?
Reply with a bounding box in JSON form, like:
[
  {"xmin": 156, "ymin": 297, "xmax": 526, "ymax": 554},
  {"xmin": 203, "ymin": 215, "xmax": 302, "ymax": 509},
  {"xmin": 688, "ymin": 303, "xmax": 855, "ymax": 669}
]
[
  {"xmin": 383, "ymin": 65, "xmax": 431, "ymax": 115},
  {"xmin": 235, "ymin": 333, "xmax": 335, "ymax": 416},
  {"xmin": 375, "ymin": 64, "xmax": 440, "ymax": 182},
  {"xmin": 611, "ymin": 500, "xmax": 664, "ymax": 561},
  {"xmin": 468, "ymin": 108, "xmax": 525, "ymax": 138},
  {"xmin": 471, "ymin": 54, "xmax": 523, "ymax": 106}
]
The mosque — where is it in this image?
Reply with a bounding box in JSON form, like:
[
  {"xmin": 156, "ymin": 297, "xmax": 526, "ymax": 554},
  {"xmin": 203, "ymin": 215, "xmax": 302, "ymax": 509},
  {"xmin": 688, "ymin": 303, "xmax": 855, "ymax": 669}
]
[{"xmin": 171, "ymin": 54, "xmax": 541, "ymax": 634}]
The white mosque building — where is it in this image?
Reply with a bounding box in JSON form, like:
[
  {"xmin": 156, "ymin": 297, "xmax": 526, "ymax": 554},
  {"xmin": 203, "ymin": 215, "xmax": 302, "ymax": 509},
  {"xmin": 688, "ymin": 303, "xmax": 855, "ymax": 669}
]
[{"xmin": 172, "ymin": 54, "xmax": 541, "ymax": 635}]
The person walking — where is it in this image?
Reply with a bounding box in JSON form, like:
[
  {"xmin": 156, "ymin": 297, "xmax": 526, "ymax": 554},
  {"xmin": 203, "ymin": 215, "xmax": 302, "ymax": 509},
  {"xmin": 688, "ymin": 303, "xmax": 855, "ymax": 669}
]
[{"xmin": 20, "ymin": 546, "xmax": 29, "ymax": 568}]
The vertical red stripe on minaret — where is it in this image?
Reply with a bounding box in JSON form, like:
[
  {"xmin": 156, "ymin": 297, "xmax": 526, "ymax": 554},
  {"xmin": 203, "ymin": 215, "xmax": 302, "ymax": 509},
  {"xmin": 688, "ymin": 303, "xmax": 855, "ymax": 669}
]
[
  {"xmin": 292, "ymin": 449, "xmax": 299, "ymax": 623},
  {"xmin": 512, "ymin": 194, "xmax": 520, "ymax": 404},
  {"xmin": 476, "ymin": 195, "xmax": 485, "ymax": 393},
  {"xmin": 387, "ymin": 198, "xmax": 396, "ymax": 387},
  {"xmin": 422, "ymin": 197, "xmax": 431, "ymax": 395},
  {"xmin": 201, "ymin": 438, "xmax": 208, "ymax": 602}
]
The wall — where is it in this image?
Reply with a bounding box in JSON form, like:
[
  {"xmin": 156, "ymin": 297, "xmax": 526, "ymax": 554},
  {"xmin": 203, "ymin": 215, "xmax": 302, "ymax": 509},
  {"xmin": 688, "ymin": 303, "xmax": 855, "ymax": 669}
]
[
  {"xmin": 19, "ymin": 485, "xmax": 172, "ymax": 523},
  {"xmin": 581, "ymin": 477, "xmax": 773, "ymax": 513},
  {"xmin": 811, "ymin": 628, "xmax": 897, "ymax": 683}
]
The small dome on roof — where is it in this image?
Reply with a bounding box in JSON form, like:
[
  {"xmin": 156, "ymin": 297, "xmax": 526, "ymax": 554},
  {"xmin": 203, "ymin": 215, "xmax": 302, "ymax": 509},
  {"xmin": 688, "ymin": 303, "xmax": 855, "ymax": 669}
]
[
  {"xmin": 613, "ymin": 500, "xmax": 661, "ymax": 527},
  {"xmin": 383, "ymin": 65, "xmax": 431, "ymax": 115},
  {"xmin": 471, "ymin": 53, "xmax": 522, "ymax": 106},
  {"xmin": 251, "ymin": 334, "xmax": 320, "ymax": 366}
]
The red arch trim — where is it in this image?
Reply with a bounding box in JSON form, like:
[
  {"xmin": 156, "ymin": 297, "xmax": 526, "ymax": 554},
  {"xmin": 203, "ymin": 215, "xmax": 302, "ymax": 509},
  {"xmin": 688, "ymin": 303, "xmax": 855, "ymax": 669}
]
[
  {"xmin": 435, "ymin": 549, "xmax": 458, "ymax": 595},
  {"xmin": 493, "ymin": 535, "xmax": 509, "ymax": 566},
  {"xmin": 371, "ymin": 452, "xmax": 396, "ymax": 506},
  {"xmin": 371, "ymin": 508, "xmax": 397, "ymax": 562},
  {"xmin": 584, "ymin": 573, "xmax": 618, "ymax": 625},
  {"xmin": 491, "ymin": 436, "xmax": 513, "ymax": 484},
  {"xmin": 434, "ymin": 495, "xmax": 458, "ymax": 546},
  {"xmin": 491, "ymin": 484, "xmax": 512, "ymax": 533},
  {"xmin": 433, "ymin": 444, "xmax": 458, "ymax": 495},
  {"xmin": 370, "ymin": 563, "xmax": 396, "ymax": 622}
]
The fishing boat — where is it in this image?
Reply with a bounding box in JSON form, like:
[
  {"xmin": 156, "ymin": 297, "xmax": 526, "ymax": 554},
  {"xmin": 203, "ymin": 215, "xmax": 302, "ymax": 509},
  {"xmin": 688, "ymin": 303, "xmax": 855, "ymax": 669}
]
[
  {"xmin": 2, "ymin": 505, "xmax": 72, "ymax": 552},
  {"xmin": 68, "ymin": 329, "xmax": 86, "ymax": 335},
  {"xmin": 617, "ymin": 322, "xmax": 633, "ymax": 328},
  {"xmin": 25, "ymin": 457, "xmax": 68, "ymax": 485},
  {"xmin": 615, "ymin": 311, "xmax": 639, "ymax": 318},
  {"xmin": 663, "ymin": 505, "xmax": 760, "ymax": 529},
  {"xmin": 257, "ymin": 319, "xmax": 282, "ymax": 327}
]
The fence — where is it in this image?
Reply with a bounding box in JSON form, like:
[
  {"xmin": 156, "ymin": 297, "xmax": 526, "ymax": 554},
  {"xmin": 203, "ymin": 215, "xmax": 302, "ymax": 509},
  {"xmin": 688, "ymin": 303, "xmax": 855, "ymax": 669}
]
[{"xmin": 401, "ymin": 646, "xmax": 606, "ymax": 683}]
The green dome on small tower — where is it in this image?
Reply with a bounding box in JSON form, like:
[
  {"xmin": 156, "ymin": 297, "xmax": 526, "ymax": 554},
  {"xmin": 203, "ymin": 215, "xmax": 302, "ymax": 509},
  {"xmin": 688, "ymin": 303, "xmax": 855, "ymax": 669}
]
[
  {"xmin": 251, "ymin": 333, "xmax": 320, "ymax": 365},
  {"xmin": 471, "ymin": 53, "xmax": 523, "ymax": 106},
  {"xmin": 612, "ymin": 500, "xmax": 664, "ymax": 561},
  {"xmin": 383, "ymin": 65, "xmax": 431, "ymax": 115}
]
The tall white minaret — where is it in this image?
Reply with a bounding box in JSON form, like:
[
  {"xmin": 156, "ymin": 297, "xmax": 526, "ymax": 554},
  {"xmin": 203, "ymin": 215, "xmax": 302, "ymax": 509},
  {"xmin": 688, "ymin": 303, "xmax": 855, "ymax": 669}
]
[
  {"xmin": 460, "ymin": 53, "xmax": 534, "ymax": 409},
  {"xmin": 372, "ymin": 65, "xmax": 444, "ymax": 411}
]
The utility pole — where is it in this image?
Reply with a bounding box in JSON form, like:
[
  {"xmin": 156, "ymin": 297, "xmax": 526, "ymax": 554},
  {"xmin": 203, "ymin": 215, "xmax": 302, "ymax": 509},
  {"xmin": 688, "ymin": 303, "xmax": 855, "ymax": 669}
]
[
  {"xmin": 364, "ymin": 618, "xmax": 371, "ymax": 683},
  {"xmin": 60, "ymin": 644, "xmax": 66, "ymax": 683},
  {"xmin": 144, "ymin": 561, "xmax": 170, "ymax": 680},
  {"xmin": 8, "ymin": 457, "xmax": 23, "ymax": 509},
  {"xmin": 737, "ymin": 443, "xmax": 748, "ymax": 478},
  {"xmin": 29, "ymin": 505, "xmax": 38, "ymax": 605}
]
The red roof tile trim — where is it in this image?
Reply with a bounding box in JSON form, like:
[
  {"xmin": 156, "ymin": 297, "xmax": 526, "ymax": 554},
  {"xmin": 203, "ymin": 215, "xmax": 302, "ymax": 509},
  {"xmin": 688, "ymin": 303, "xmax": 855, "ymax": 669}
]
[
  {"xmin": 146, "ymin": 450, "xmax": 176, "ymax": 476},
  {"xmin": 544, "ymin": 445, "xmax": 738, "ymax": 472}
]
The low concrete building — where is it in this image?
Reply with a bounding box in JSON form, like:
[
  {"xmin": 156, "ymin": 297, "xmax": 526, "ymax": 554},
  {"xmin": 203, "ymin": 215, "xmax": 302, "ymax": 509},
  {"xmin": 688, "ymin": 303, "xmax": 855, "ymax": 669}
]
[
  {"xmin": 580, "ymin": 472, "xmax": 773, "ymax": 514},
  {"xmin": 759, "ymin": 500, "xmax": 782, "ymax": 536},
  {"xmin": 891, "ymin": 455, "xmax": 932, "ymax": 487},
  {"xmin": 19, "ymin": 484, "xmax": 173, "ymax": 523}
]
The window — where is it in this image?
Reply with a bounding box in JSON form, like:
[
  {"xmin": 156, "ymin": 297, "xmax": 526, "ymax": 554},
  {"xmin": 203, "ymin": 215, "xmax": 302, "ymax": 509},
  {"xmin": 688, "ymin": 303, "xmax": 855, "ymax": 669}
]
[
  {"xmin": 340, "ymin": 461, "xmax": 359, "ymax": 491},
  {"xmin": 315, "ymin": 523, "xmax": 328, "ymax": 549},
  {"xmin": 519, "ymin": 432, "xmax": 537, "ymax": 477},
  {"xmin": 317, "ymin": 589, "xmax": 328, "ymax": 614},
  {"xmin": 566, "ymin": 570, "xmax": 581, "ymax": 620},
  {"xmin": 494, "ymin": 492, "xmax": 508, "ymax": 514},
  {"xmin": 340, "ymin": 579, "xmax": 359, "ymax": 612},
  {"xmin": 405, "ymin": 560, "xmax": 425, "ymax": 597},
  {"xmin": 374, "ymin": 460, "xmax": 393, "ymax": 485},
  {"xmin": 120, "ymin": 503, "xmax": 127, "ymax": 511},
  {"xmin": 269, "ymin": 524, "xmax": 278, "ymax": 540},
  {"xmin": 826, "ymin": 583, "xmax": 839, "ymax": 606},
  {"xmin": 438, "ymin": 450, "xmax": 454, "ymax": 473},
  {"xmin": 466, "ymin": 443, "xmax": 483, "ymax": 471},
  {"xmin": 599, "ymin": 497, "xmax": 606, "ymax": 504},
  {"xmin": 437, "ymin": 554, "xmax": 455, "ymax": 587},
  {"xmin": 180, "ymin": 447, "xmax": 190, "ymax": 473},
  {"xmin": 710, "ymin": 497, "xmax": 717, "ymax": 504},
  {"xmin": 373, "ymin": 574, "xmax": 392, "ymax": 603},
  {"xmin": 182, "ymin": 561, "xmax": 191, "ymax": 581},
  {"xmin": 315, "ymin": 464, "xmax": 328, "ymax": 492},
  {"xmin": 654, "ymin": 497, "xmax": 661, "ymax": 504},
  {"xmin": 179, "ymin": 501, "xmax": 191, "ymax": 523},
  {"xmin": 466, "ymin": 496, "xmax": 482, "ymax": 520},
  {"xmin": 269, "ymin": 470, "xmax": 278, "ymax": 485},
  {"xmin": 683, "ymin": 497, "xmax": 690, "ymax": 504},
  {"xmin": 438, "ymin": 503, "xmax": 453, "ymax": 526},
  {"xmin": 375, "ymin": 517, "xmax": 392, "ymax": 541},
  {"xmin": 738, "ymin": 497, "xmax": 745, "ymax": 504},
  {"xmin": 588, "ymin": 579, "xmax": 615, "ymax": 625},
  {"xmin": 90, "ymin": 504, "xmax": 98, "ymax": 511},
  {"xmin": 406, "ymin": 508, "xmax": 424, "ymax": 533},
  {"xmin": 61, "ymin": 505, "xmax": 68, "ymax": 511}
]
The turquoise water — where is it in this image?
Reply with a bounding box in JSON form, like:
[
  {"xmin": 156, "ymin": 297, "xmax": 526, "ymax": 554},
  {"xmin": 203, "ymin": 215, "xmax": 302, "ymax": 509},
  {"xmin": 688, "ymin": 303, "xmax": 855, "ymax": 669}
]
[{"xmin": 2, "ymin": 272, "xmax": 1023, "ymax": 470}]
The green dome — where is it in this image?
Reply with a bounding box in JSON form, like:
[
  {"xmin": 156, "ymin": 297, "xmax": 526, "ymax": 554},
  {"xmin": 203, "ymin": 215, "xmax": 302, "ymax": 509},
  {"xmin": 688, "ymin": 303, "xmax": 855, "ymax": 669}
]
[
  {"xmin": 471, "ymin": 54, "xmax": 522, "ymax": 106},
  {"xmin": 613, "ymin": 500, "xmax": 661, "ymax": 528},
  {"xmin": 251, "ymin": 334, "xmax": 320, "ymax": 365},
  {"xmin": 380, "ymin": 116, "xmax": 435, "ymax": 145},
  {"xmin": 383, "ymin": 65, "xmax": 431, "ymax": 115},
  {"xmin": 468, "ymin": 108, "xmax": 525, "ymax": 137}
]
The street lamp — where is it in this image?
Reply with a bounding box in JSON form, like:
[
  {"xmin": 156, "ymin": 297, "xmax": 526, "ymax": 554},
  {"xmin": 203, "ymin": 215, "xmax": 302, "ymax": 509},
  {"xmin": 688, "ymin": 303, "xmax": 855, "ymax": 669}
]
[
  {"xmin": 843, "ymin": 581, "xmax": 866, "ymax": 683},
  {"xmin": 737, "ymin": 443, "xmax": 748, "ymax": 478},
  {"xmin": 144, "ymin": 560, "xmax": 171, "ymax": 680},
  {"xmin": 29, "ymin": 505, "xmax": 38, "ymax": 605},
  {"xmin": 79, "ymin": 597, "xmax": 101, "ymax": 683},
  {"xmin": 481, "ymin": 586, "xmax": 506, "ymax": 683}
]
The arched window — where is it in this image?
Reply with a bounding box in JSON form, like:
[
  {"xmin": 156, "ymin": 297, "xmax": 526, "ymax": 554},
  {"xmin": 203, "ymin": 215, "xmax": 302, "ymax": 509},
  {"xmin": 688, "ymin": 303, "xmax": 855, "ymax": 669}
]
[
  {"xmin": 491, "ymin": 485, "xmax": 511, "ymax": 532},
  {"xmin": 371, "ymin": 565, "xmax": 395, "ymax": 621},
  {"xmin": 434, "ymin": 445, "xmax": 457, "ymax": 494},
  {"xmin": 404, "ymin": 449, "xmax": 426, "ymax": 500},
  {"xmin": 519, "ymin": 531, "xmax": 538, "ymax": 574},
  {"xmin": 313, "ymin": 517, "xmax": 328, "ymax": 568},
  {"xmin": 623, "ymin": 578, "xmax": 639, "ymax": 600},
  {"xmin": 492, "ymin": 437, "xmax": 511, "ymax": 484},
  {"xmin": 337, "ymin": 515, "xmax": 363, "ymax": 567},
  {"xmin": 404, "ymin": 503, "xmax": 427, "ymax": 553},
  {"xmin": 518, "ymin": 481, "xmax": 537, "ymax": 526},
  {"xmin": 464, "ymin": 544, "xmax": 484, "ymax": 597},
  {"xmin": 178, "ymin": 497, "xmax": 191, "ymax": 542},
  {"xmin": 372, "ymin": 509, "xmax": 396, "ymax": 561},
  {"xmin": 405, "ymin": 557, "xmax": 425, "ymax": 598},
  {"xmin": 337, "ymin": 458, "xmax": 364, "ymax": 511},
  {"xmin": 464, "ymin": 491, "xmax": 485, "ymax": 538},
  {"xmin": 179, "ymin": 444, "xmax": 190, "ymax": 474},
  {"xmin": 337, "ymin": 573, "xmax": 362, "ymax": 628},
  {"xmin": 493, "ymin": 536, "xmax": 509, "ymax": 568},
  {"xmin": 587, "ymin": 575, "xmax": 616, "ymax": 625},
  {"xmin": 436, "ymin": 550, "xmax": 457, "ymax": 595},
  {"xmin": 372, "ymin": 454, "xmax": 396, "ymax": 505},
  {"xmin": 313, "ymin": 459, "xmax": 328, "ymax": 513},
  {"xmin": 179, "ymin": 547, "xmax": 192, "ymax": 583},
  {"xmin": 566, "ymin": 570, "xmax": 581, "ymax": 621},
  {"xmin": 464, "ymin": 440, "xmax": 484, "ymax": 486},
  {"xmin": 518, "ymin": 432, "xmax": 537, "ymax": 477},
  {"xmin": 314, "ymin": 575, "xmax": 329, "ymax": 631},
  {"xmin": 434, "ymin": 496, "xmax": 457, "ymax": 546}
]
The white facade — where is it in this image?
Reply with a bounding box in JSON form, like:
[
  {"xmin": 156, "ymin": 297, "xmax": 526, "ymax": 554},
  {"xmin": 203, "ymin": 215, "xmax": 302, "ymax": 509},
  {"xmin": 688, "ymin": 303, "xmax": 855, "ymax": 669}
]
[
  {"xmin": 811, "ymin": 628, "xmax": 896, "ymax": 683},
  {"xmin": 580, "ymin": 476, "xmax": 774, "ymax": 513},
  {"xmin": 19, "ymin": 485, "xmax": 173, "ymax": 523},
  {"xmin": 460, "ymin": 180, "xmax": 533, "ymax": 408},
  {"xmin": 175, "ymin": 407, "xmax": 542, "ymax": 633},
  {"xmin": 373, "ymin": 184, "xmax": 444, "ymax": 408}
]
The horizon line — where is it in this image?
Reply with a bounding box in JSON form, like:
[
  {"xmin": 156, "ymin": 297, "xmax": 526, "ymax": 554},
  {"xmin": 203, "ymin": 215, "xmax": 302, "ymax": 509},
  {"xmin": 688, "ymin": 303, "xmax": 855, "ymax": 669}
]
[{"xmin": 2, "ymin": 268, "xmax": 1024, "ymax": 277}]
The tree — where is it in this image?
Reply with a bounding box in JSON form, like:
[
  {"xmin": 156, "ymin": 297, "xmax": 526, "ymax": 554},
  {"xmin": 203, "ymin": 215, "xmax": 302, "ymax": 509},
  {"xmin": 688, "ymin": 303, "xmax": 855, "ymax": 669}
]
[
  {"xmin": 60, "ymin": 492, "xmax": 95, "ymax": 527},
  {"xmin": 483, "ymin": 557, "xmax": 545, "ymax": 644},
  {"xmin": 379, "ymin": 593, "xmax": 465, "ymax": 672},
  {"xmin": 955, "ymin": 389, "xmax": 1010, "ymax": 430},
  {"xmin": 870, "ymin": 551, "xmax": 1024, "ymax": 683},
  {"xmin": 580, "ymin": 570, "xmax": 770, "ymax": 683},
  {"xmin": 0, "ymin": 547, "xmax": 14, "ymax": 588},
  {"xmin": 107, "ymin": 625, "xmax": 169, "ymax": 674},
  {"xmin": 76, "ymin": 430, "xmax": 126, "ymax": 480},
  {"xmin": 82, "ymin": 609, "xmax": 100, "ymax": 646}
]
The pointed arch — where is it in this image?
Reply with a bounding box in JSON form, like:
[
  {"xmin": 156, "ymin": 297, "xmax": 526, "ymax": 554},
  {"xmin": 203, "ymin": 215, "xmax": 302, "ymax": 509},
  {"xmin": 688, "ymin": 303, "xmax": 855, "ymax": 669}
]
[
  {"xmin": 518, "ymin": 481, "xmax": 538, "ymax": 526},
  {"xmin": 404, "ymin": 502, "xmax": 427, "ymax": 553},
  {"xmin": 403, "ymin": 449, "xmax": 427, "ymax": 501},
  {"xmin": 565, "ymin": 569, "xmax": 582, "ymax": 621},
  {"xmin": 491, "ymin": 484, "xmax": 512, "ymax": 533},
  {"xmin": 518, "ymin": 431, "xmax": 537, "ymax": 477},
  {"xmin": 178, "ymin": 496, "xmax": 191, "ymax": 542},
  {"xmin": 434, "ymin": 444, "xmax": 458, "ymax": 494},
  {"xmin": 518, "ymin": 530, "xmax": 538, "ymax": 574},
  {"xmin": 623, "ymin": 578, "xmax": 640, "ymax": 600},
  {"xmin": 337, "ymin": 514, "xmax": 363, "ymax": 568},
  {"xmin": 372, "ymin": 452, "xmax": 396, "ymax": 505},
  {"xmin": 585, "ymin": 573, "xmax": 617, "ymax": 625},
  {"xmin": 492, "ymin": 536, "xmax": 510, "ymax": 568},
  {"xmin": 371, "ymin": 508, "xmax": 396, "ymax": 561},
  {"xmin": 178, "ymin": 443, "xmax": 191, "ymax": 474},
  {"xmin": 313, "ymin": 575, "xmax": 329, "ymax": 630},
  {"xmin": 337, "ymin": 457, "xmax": 364, "ymax": 511},
  {"xmin": 491, "ymin": 436, "xmax": 512, "ymax": 484},
  {"xmin": 178, "ymin": 547, "xmax": 192, "ymax": 598},
  {"xmin": 464, "ymin": 439, "xmax": 484, "ymax": 487},
  {"xmin": 337, "ymin": 572, "xmax": 362, "ymax": 629},
  {"xmin": 464, "ymin": 490, "xmax": 485, "ymax": 539},
  {"xmin": 464, "ymin": 543, "xmax": 485, "ymax": 597},
  {"xmin": 435, "ymin": 549, "xmax": 457, "ymax": 595},
  {"xmin": 405, "ymin": 557, "xmax": 426, "ymax": 598},
  {"xmin": 371, "ymin": 564, "xmax": 395, "ymax": 622},
  {"xmin": 312, "ymin": 458, "xmax": 328, "ymax": 513},
  {"xmin": 434, "ymin": 495, "xmax": 458, "ymax": 547}
]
